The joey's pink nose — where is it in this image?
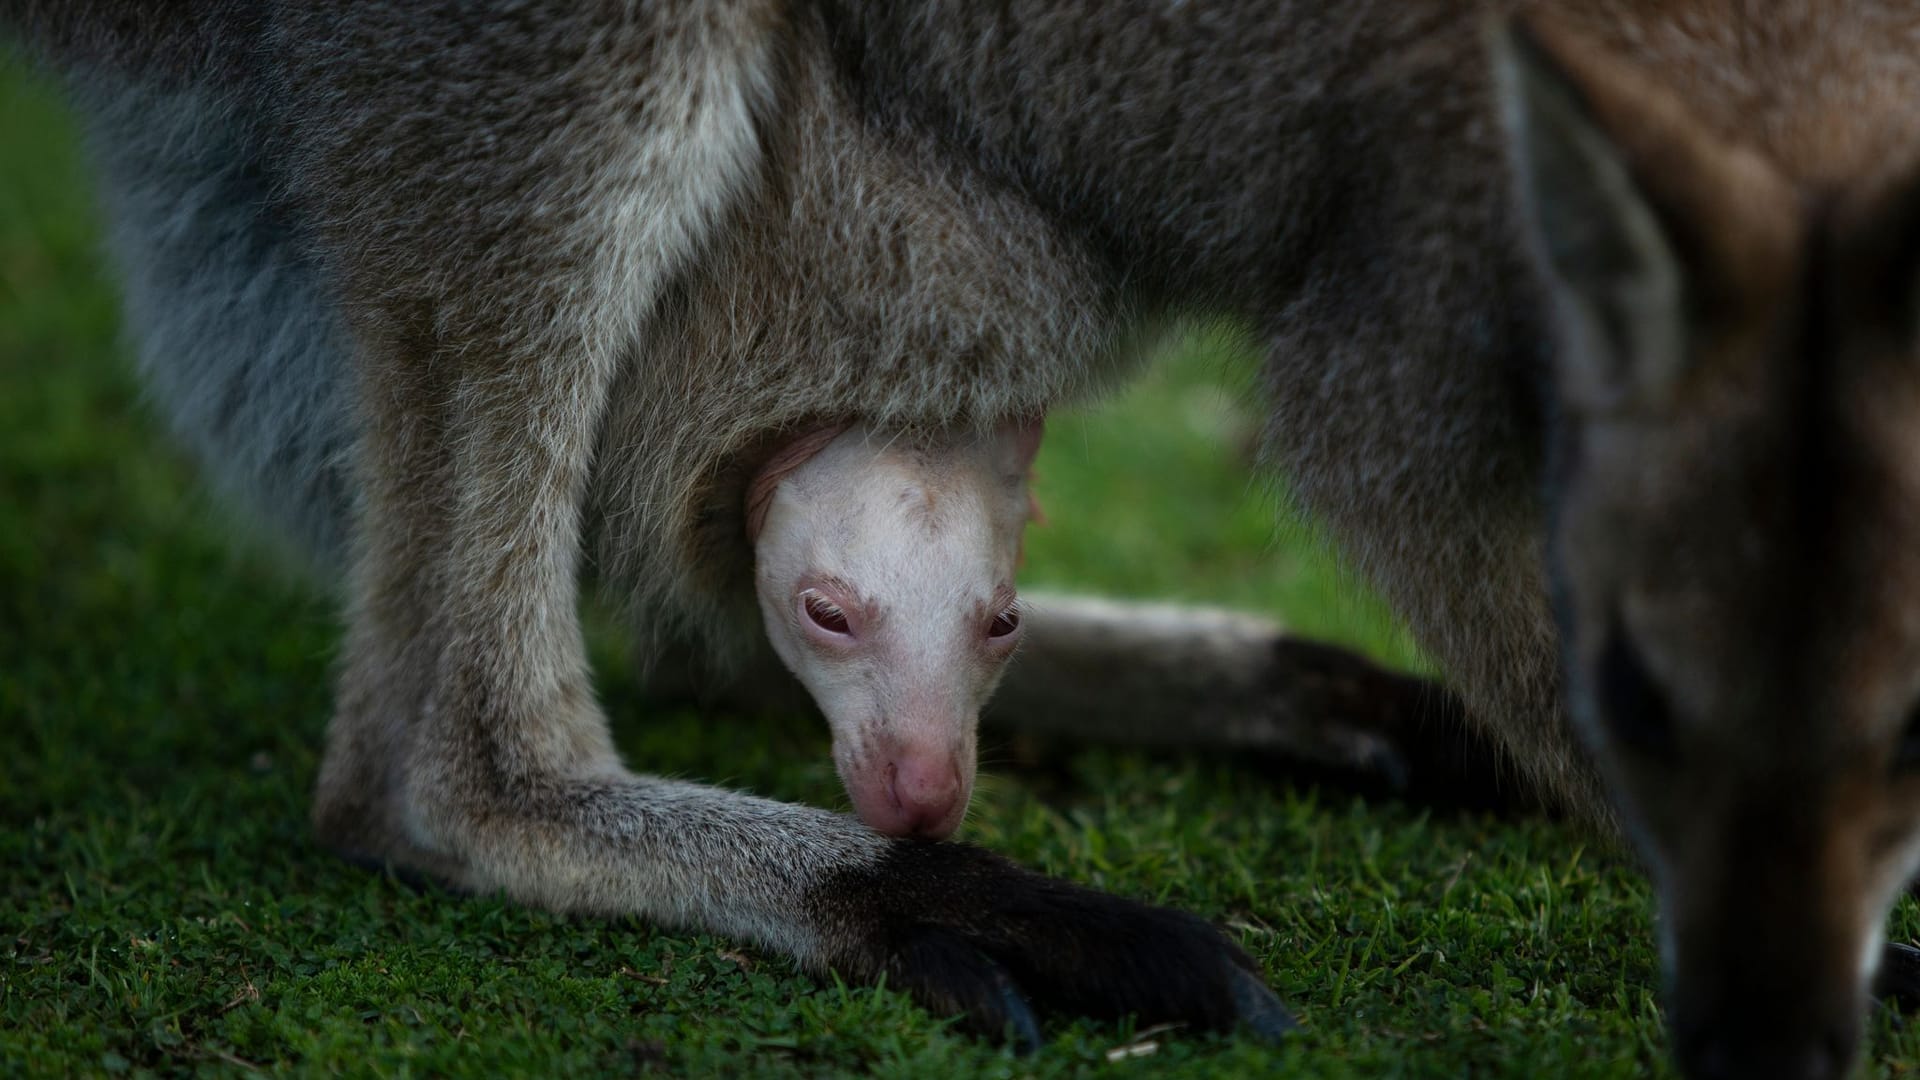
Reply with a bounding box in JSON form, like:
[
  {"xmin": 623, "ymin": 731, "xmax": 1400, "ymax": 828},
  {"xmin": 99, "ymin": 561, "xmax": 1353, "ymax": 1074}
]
[{"xmin": 857, "ymin": 752, "xmax": 967, "ymax": 839}]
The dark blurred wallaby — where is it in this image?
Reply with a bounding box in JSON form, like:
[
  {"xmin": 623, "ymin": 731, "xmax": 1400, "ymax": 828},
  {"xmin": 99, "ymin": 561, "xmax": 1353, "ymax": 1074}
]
[{"xmin": 13, "ymin": 2, "xmax": 1920, "ymax": 1076}]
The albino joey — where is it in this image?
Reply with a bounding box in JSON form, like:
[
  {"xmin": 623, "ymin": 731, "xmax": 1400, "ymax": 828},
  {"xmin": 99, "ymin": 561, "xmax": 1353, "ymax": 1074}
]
[{"xmin": 748, "ymin": 421, "xmax": 1042, "ymax": 838}]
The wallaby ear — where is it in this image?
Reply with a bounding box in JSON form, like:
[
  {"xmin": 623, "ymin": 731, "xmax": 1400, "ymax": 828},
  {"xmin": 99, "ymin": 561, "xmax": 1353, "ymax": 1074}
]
[
  {"xmin": 993, "ymin": 416, "xmax": 1044, "ymax": 477},
  {"xmin": 1493, "ymin": 18, "xmax": 1686, "ymax": 413},
  {"xmin": 1842, "ymin": 161, "xmax": 1920, "ymax": 341},
  {"xmin": 991, "ymin": 417, "xmax": 1047, "ymax": 529},
  {"xmin": 745, "ymin": 424, "xmax": 848, "ymax": 543},
  {"xmin": 1491, "ymin": 17, "xmax": 1796, "ymax": 414}
]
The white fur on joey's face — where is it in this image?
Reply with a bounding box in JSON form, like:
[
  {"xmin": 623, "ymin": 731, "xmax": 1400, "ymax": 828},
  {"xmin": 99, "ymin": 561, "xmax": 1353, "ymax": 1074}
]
[{"xmin": 751, "ymin": 423, "xmax": 1038, "ymax": 840}]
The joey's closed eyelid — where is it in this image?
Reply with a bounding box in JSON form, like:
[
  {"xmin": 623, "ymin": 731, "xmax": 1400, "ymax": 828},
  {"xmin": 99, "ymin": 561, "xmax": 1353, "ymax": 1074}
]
[
  {"xmin": 986, "ymin": 596, "xmax": 1022, "ymax": 640},
  {"xmin": 800, "ymin": 590, "xmax": 852, "ymax": 636}
]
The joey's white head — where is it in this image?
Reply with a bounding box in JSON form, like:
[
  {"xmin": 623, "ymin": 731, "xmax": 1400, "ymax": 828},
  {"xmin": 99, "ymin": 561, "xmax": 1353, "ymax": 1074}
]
[{"xmin": 747, "ymin": 421, "xmax": 1041, "ymax": 839}]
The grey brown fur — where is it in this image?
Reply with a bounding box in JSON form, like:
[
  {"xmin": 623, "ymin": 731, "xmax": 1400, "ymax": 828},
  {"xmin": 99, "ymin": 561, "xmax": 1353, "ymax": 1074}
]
[{"xmin": 14, "ymin": 1, "xmax": 1920, "ymax": 1076}]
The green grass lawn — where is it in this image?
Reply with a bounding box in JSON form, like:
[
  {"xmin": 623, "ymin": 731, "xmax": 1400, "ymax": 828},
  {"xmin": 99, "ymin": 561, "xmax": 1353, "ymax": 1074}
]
[{"xmin": 5, "ymin": 56, "xmax": 1919, "ymax": 1079}]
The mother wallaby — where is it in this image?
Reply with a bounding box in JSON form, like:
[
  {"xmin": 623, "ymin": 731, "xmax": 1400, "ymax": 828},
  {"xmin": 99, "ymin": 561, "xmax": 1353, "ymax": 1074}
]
[{"xmin": 13, "ymin": 3, "xmax": 1920, "ymax": 1076}]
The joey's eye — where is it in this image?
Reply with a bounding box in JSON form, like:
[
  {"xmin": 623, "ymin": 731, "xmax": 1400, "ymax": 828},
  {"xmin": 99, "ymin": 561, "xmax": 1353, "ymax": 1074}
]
[
  {"xmin": 803, "ymin": 593, "xmax": 850, "ymax": 635},
  {"xmin": 1594, "ymin": 619, "xmax": 1676, "ymax": 758},
  {"xmin": 988, "ymin": 604, "xmax": 1021, "ymax": 639}
]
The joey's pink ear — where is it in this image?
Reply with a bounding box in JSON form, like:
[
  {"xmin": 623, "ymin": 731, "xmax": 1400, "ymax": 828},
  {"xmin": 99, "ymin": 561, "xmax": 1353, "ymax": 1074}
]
[
  {"xmin": 745, "ymin": 424, "xmax": 848, "ymax": 543},
  {"xmin": 996, "ymin": 416, "xmax": 1045, "ymax": 475}
]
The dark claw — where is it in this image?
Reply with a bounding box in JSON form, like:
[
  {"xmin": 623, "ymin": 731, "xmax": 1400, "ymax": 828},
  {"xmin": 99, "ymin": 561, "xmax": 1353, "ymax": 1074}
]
[
  {"xmin": 993, "ymin": 967, "xmax": 1043, "ymax": 1051},
  {"xmin": 1875, "ymin": 942, "xmax": 1920, "ymax": 1008},
  {"xmin": 1358, "ymin": 740, "xmax": 1412, "ymax": 793},
  {"xmin": 810, "ymin": 839, "xmax": 1296, "ymax": 1044},
  {"xmin": 1227, "ymin": 964, "xmax": 1299, "ymax": 1041},
  {"xmin": 888, "ymin": 926, "xmax": 1042, "ymax": 1047},
  {"xmin": 331, "ymin": 848, "xmax": 462, "ymax": 895}
]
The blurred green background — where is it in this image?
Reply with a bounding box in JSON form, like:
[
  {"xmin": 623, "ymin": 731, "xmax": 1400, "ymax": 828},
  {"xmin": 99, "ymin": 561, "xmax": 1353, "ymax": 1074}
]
[{"xmin": 4, "ymin": 50, "xmax": 1909, "ymax": 1080}]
